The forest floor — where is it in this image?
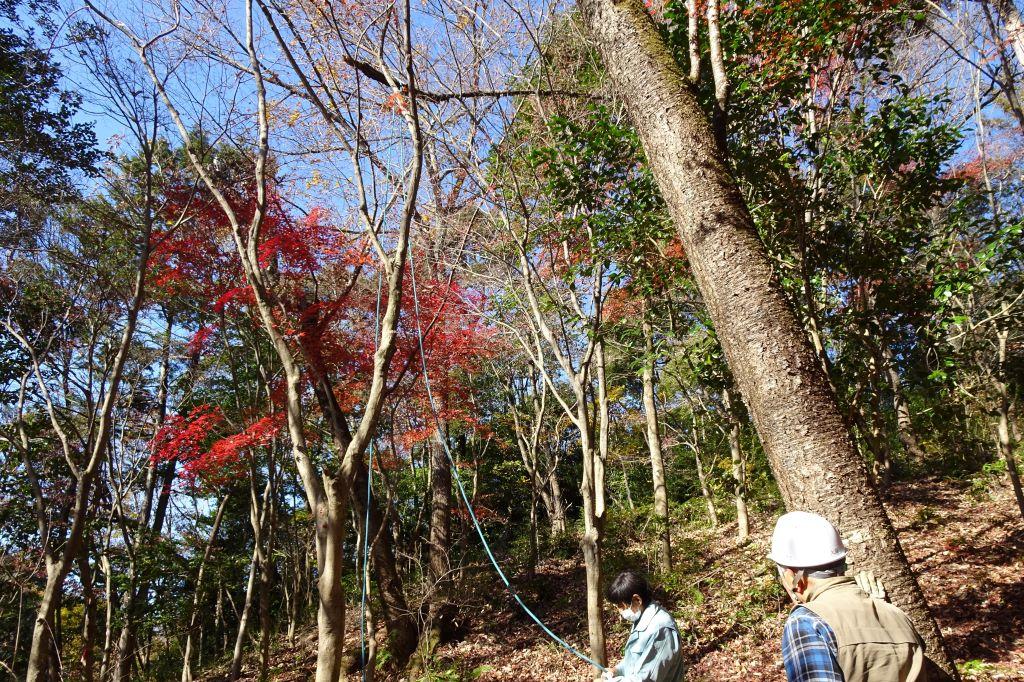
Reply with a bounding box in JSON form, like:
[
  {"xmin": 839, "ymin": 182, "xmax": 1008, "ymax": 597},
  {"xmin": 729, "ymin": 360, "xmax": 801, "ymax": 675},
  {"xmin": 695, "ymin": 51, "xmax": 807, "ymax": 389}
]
[{"xmin": 214, "ymin": 476, "xmax": 1024, "ymax": 682}]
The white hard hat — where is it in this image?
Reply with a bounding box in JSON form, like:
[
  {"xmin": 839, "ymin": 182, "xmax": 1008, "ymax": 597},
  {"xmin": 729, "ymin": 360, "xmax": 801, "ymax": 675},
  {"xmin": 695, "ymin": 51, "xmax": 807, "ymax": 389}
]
[{"xmin": 769, "ymin": 511, "xmax": 847, "ymax": 568}]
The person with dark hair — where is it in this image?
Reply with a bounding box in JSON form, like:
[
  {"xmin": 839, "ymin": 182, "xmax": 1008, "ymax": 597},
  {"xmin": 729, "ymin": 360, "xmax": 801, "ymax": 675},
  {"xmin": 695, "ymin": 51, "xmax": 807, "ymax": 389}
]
[
  {"xmin": 602, "ymin": 570, "xmax": 686, "ymax": 682},
  {"xmin": 770, "ymin": 511, "xmax": 928, "ymax": 682}
]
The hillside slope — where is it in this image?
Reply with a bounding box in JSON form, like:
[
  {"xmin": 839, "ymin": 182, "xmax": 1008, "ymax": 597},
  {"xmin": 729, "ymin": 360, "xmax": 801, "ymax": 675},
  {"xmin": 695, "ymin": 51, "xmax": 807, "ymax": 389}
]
[{"xmin": 207, "ymin": 477, "xmax": 1024, "ymax": 682}]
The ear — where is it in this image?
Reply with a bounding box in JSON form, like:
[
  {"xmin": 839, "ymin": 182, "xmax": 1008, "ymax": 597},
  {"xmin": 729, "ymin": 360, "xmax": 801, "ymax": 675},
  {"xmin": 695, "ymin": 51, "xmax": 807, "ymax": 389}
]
[{"xmin": 631, "ymin": 594, "xmax": 643, "ymax": 609}]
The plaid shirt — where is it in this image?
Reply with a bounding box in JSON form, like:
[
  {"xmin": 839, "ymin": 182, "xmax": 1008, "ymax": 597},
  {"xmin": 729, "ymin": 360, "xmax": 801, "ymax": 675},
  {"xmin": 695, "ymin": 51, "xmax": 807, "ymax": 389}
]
[{"xmin": 781, "ymin": 606, "xmax": 844, "ymax": 682}]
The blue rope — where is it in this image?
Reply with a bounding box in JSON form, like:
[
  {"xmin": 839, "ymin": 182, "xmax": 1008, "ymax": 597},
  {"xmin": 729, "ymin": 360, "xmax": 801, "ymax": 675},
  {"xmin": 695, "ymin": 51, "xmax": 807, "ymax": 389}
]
[
  {"xmin": 360, "ymin": 273, "xmax": 384, "ymax": 682},
  {"xmin": 406, "ymin": 249, "xmax": 606, "ymax": 672}
]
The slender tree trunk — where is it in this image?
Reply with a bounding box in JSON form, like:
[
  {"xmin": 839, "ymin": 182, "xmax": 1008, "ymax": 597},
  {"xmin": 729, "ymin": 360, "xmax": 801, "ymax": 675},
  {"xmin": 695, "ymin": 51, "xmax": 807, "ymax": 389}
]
[
  {"xmin": 182, "ymin": 494, "xmax": 230, "ymax": 682},
  {"xmin": 620, "ymin": 459, "xmax": 635, "ymax": 510},
  {"xmin": 996, "ymin": 328, "xmax": 1024, "ymax": 520},
  {"xmin": 578, "ymin": 421, "xmax": 606, "ymax": 667},
  {"xmin": 229, "ymin": 545, "xmax": 260, "ymax": 681},
  {"xmin": 880, "ymin": 343, "xmax": 928, "ymax": 464},
  {"xmin": 415, "ymin": 429, "xmax": 454, "ymax": 666},
  {"xmin": 529, "ymin": 481, "xmax": 539, "ymax": 573},
  {"xmin": 113, "ymin": 585, "xmax": 136, "ymax": 682},
  {"xmin": 216, "ymin": 585, "xmax": 226, "ymax": 655},
  {"xmin": 642, "ymin": 317, "xmax": 672, "ymax": 571},
  {"xmin": 578, "ymin": 343, "xmax": 608, "ymax": 666},
  {"xmin": 11, "ymin": 585, "xmax": 24, "ymax": 676},
  {"xmin": 231, "ymin": 473, "xmax": 273, "ymax": 682},
  {"xmin": 354, "ymin": 514, "xmax": 379, "ymax": 682},
  {"xmin": 78, "ymin": 548, "xmax": 97, "ymax": 682},
  {"xmin": 99, "ymin": 550, "xmax": 114, "ymax": 682},
  {"xmin": 575, "ymin": 2, "xmax": 956, "ymax": 674},
  {"xmin": 723, "ymin": 389, "xmax": 750, "ymax": 543},
  {"xmin": 692, "ymin": 440, "xmax": 719, "ymax": 527},
  {"xmin": 347, "ymin": 445, "xmax": 419, "ymax": 668},
  {"xmin": 995, "ymin": 401, "xmax": 1024, "ymax": 520},
  {"xmin": 27, "ymin": 565, "xmax": 65, "ymax": 682},
  {"xmin": 52, "ymin": 590, "xmax": 63, "ymax": 680},
  {"xmin": 547, "ymin": 468, "xmax": 567, "ymax": 535},
  {"xmin": 863, "ymin": 323, "xmax": 893, "ymax": 490},
  {"xmin": 258, "ymin": 472, "xmax": 278, "ymax": 681}
]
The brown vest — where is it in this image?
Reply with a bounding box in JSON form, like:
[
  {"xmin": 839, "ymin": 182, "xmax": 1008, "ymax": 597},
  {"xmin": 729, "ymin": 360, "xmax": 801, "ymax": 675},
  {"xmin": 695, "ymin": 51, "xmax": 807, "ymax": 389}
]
[{"xmin": 800, "ymin": 577, "xmax": 927, "ymax": 682}]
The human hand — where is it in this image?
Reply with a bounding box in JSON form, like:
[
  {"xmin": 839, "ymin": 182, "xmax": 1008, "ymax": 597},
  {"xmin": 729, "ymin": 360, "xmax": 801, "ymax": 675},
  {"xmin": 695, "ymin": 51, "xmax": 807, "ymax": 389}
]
[
  {"xmin": 855, "ymin": 570, "xmax": 887, "ymax": 601},
  {"xmin": 601, "ymin": 667, "xmax": 614, "ymax": 681}
]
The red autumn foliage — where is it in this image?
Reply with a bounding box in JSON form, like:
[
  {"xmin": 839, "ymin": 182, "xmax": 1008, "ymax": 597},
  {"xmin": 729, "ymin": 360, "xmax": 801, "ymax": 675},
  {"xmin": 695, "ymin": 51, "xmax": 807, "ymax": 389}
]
[
  {"xmin": 185, "ymin": 324, "xmax": 217, "ymax": 357},
  {"xmin": 151, "ymin": 404, "xmax": 284, "ymax": 485},
  {"xmin": 201, "ymin": 414, "xmax": 284, "ymax": 483},
  {"xmin": 150, "ymin": 166, "xmax": 497, "ymax": 476},
  {"xmin": 387, "ymin": 269, "xmax": 496, "ymax": 455},
  {"xmin": 151, "ymin": 404, "xmax": 224, "ymax": 468}
]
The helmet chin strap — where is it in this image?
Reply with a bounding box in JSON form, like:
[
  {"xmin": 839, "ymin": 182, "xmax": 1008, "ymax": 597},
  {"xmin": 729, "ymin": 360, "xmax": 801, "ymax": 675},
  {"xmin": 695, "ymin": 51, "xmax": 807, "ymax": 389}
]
[{"xmin": 779, "ymin": 566, "xmax": 809, "ymax": 604}]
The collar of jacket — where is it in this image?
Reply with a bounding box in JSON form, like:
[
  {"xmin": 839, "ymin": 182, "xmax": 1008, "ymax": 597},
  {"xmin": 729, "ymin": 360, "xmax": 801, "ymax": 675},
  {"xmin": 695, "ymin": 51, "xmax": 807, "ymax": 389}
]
[
  {"xmin": 632, "ymin": 602, "xmax": 661, "ymax": 633},
  {"xmin": 801, "ymin": 575, "xmax": 857, "ymax": 604}
]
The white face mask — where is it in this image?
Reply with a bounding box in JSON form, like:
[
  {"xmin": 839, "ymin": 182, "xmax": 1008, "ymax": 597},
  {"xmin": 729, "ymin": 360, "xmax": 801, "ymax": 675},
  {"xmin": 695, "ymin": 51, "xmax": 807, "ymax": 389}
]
[{"xmin": 619, "ymin": 607, "xmax": 640, "ymax": 622}]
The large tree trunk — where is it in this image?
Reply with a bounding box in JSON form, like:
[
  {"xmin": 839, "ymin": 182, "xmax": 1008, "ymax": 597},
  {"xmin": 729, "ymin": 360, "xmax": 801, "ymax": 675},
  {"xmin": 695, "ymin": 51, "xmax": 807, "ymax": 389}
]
[
  {"xmin": 576, "ymin": 2, "xmax": 955, "ymax": 675},
  {"xmin": 641, "ymin": 317, "xmax": 672, "ymax": 571}
]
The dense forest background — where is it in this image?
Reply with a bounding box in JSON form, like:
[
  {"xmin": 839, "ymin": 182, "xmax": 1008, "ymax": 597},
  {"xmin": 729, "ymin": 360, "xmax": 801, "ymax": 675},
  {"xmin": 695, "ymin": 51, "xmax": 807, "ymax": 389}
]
[{"xmin": 0, "ymin": 0, "xmax": 1021, "ymax": 680}]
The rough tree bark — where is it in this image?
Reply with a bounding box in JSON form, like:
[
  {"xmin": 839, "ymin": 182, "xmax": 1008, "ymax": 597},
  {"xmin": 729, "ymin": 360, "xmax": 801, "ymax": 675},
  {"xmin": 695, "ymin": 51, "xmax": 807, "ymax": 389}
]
[{"xmin": 575, "ymin": 1, "xmax": 956, "ymax": 674}]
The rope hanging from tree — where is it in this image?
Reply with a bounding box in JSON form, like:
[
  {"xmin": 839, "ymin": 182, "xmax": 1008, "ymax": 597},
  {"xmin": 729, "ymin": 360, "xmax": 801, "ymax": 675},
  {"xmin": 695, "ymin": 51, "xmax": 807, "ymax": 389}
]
[{"xmin": 356, "ymin": 247, "xmax": 606, "ymax": 674}]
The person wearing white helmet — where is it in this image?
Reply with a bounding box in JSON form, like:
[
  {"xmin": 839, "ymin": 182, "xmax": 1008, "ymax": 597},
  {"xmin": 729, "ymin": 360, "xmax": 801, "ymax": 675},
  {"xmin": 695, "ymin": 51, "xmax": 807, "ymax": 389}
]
[{"xmin": 770, "ymin": 511, "xmax": 928, "ymax": 682}]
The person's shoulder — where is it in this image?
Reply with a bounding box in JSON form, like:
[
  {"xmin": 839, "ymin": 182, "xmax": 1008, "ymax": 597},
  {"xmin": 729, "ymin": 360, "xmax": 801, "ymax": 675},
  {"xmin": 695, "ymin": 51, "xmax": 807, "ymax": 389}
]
[
  {"xmin": 785, "ymin": 605, "xmax": 830, "ymax": 634},
  {"xmin": 649, "ymin": 604, "xmax": 680, "ymax": 630}
]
